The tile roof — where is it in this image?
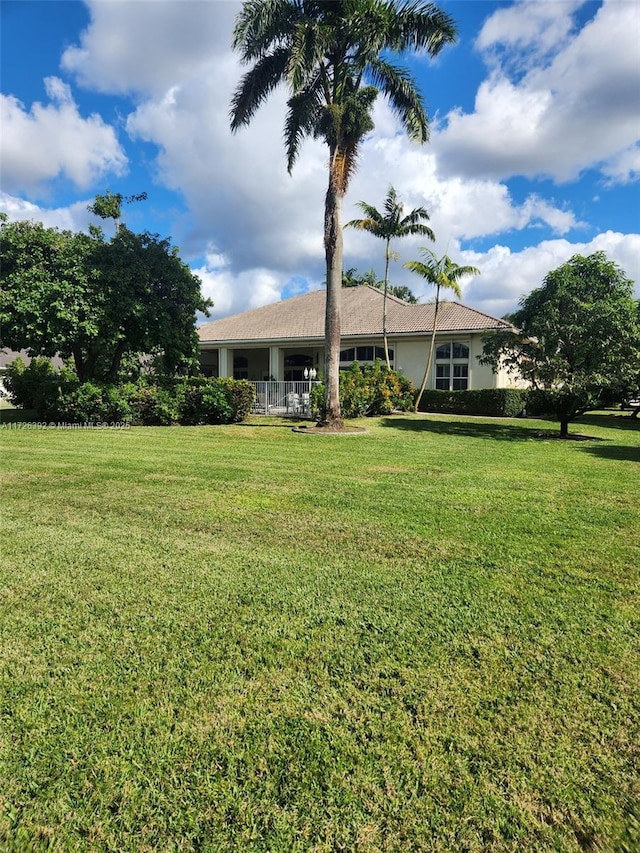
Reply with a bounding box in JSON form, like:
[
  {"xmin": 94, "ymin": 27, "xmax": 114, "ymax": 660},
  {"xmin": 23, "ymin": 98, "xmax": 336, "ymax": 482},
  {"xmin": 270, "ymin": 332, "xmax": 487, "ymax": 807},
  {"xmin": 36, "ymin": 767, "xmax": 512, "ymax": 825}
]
[{"xmin": 198, "ymin": 285, "xmax": 513, "ymax": 344}]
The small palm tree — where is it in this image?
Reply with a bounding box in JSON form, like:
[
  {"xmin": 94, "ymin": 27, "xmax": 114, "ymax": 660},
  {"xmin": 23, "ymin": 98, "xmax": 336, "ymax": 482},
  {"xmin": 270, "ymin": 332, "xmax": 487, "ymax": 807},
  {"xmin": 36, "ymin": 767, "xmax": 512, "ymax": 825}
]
[
  {"xmin": 404, "ymin": 249, "xmax": 480, "ymax": 412},
  {"xmin": 346, "ymin": 186, "xmax": 434, "ymax": 367},
  {"xmin": 230, "ymin": 1, "xmax": 456, "ymax": 427}
]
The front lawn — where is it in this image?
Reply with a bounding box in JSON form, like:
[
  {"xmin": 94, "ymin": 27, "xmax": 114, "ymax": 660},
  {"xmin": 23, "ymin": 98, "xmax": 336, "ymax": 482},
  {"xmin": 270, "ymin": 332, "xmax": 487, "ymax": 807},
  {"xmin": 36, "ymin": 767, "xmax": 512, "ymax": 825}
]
[{"xmin": 1, "ymin": 413, "xmax": 638, "ymax": 852}]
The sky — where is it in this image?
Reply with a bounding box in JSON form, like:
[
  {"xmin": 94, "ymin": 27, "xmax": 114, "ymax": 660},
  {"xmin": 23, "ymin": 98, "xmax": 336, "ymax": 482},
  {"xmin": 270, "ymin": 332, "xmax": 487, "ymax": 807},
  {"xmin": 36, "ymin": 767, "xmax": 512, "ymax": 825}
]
[{"xmin": 1, "ymin": 0, "xmax": 639, "ymax": 323}]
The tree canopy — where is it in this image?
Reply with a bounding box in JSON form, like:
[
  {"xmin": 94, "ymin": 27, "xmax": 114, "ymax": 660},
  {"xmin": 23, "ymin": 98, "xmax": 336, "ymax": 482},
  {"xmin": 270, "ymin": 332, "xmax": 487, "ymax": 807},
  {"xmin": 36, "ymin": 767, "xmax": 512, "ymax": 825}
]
[
  {"xmin": 480, "ymin": 251, "xmax": 640, "ymax": 436},
  {"xmin": 230, "ymin": 0, "xmax": 456, "ymax": 427},
  {"xmin": 0, "ymin": 213, "xmax": 211, "ymax": 383}
]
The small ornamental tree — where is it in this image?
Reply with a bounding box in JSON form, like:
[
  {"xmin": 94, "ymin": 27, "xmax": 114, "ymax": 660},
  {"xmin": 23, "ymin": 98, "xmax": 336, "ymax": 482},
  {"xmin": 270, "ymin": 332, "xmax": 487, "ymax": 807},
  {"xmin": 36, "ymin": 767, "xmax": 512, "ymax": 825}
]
[{"xmin": 480, "ymin": 252, "xmax": 640, "ymax": 437}]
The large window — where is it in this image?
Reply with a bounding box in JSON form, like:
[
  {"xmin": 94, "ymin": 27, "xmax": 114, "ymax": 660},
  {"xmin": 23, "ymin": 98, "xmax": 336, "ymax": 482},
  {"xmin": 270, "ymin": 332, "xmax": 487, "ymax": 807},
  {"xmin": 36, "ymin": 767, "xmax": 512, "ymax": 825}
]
[
  {"xmin": 435, "ymin": 341, "xmax": 469, "ymax": 390},
  {"xmin": 340, "ymin": 345, "xmax": 393, "ymax": 367}
]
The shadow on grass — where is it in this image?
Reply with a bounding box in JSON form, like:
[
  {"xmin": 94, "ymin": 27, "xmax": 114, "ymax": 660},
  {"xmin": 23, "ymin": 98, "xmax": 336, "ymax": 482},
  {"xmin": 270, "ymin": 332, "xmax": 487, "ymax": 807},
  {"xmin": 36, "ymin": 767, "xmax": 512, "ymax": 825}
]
[
  {"xmin": 380, "ymin": 416, "xmax": 547, "ymax": 442},
  {"xmin": 577, "ymin": 444, "xmax": 640, "ymax": 463},
  {"xmin": 576, "ymin": 413, "xmax": 640, "ymax": 433}
]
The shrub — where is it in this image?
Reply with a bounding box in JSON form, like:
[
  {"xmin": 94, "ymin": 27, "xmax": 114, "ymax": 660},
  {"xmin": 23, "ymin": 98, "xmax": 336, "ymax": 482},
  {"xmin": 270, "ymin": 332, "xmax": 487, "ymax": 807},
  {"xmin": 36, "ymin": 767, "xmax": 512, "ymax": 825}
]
[
  {"xmin": 176, "ymin": 378, "xmax": 234, "ymax": 425},
  {"xmin": 2, "ymin": 357, "xmax": 69, "ymax": 418},
  {"xmin": 127, "ymin": 384, "xmax": 177, "ymax": 426},
  {"xmin": 416, "ymin": 388, "xmax": 528, "ymax": 417},
  {"xmin": 311, "ymin": 362, "xmax": 416, "ymax": 420},
  {"xmin": 216, "ymin": 378, "xmax": 255, "ymax": 422}
]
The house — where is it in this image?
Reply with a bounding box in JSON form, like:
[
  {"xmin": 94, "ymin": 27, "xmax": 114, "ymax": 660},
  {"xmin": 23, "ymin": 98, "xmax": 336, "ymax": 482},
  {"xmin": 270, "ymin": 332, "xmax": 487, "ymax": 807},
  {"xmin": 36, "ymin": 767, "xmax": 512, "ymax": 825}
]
[{"xmin": 198, "ymin": 285, "xmax": 518, "ymax": 391}]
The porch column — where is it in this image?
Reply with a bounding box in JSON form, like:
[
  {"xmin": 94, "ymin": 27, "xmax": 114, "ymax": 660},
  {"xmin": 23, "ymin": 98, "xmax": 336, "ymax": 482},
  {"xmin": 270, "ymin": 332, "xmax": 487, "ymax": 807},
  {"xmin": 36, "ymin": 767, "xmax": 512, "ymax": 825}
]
[
  {"xmin": 218, "ymin": 347, "xmax": 231, "ymax": 378},
  {"xmin": 269, "ymin": 346, "xmax": 281, "ymax": 381}
]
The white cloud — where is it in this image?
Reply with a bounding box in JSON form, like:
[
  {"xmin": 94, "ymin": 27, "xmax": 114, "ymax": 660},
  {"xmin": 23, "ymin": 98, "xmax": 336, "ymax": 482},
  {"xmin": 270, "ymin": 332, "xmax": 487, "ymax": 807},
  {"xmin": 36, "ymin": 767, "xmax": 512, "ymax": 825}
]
[
  {"xmin": 0, "ymin": 191, "xmax": 95, "ymax": 232},
  {"xmin": 0, "ymin": 77, "xmax": 127, "ymax": 195},
  {"xmin": 193, "ymin": 251, "xmax": 294, "ymax": 319},
  {"xmin": 461, "ymin": 231, "xmax": 640, "ymax": 317},
  {"xmin": 438, "ymin": 0, "xmax": 640, "ymax": 183},
  {"xmin": 61, "ymin": 0, "xmax": 241, "ymax": 96}
]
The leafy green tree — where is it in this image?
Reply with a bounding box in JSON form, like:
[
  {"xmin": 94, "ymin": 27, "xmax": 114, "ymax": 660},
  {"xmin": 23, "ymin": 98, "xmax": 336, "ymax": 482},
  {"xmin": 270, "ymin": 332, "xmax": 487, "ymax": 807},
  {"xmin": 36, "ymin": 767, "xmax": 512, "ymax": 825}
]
[
  {"xmin": 480, "ymin": 252, "xmax": 640, "ymax": 437},
  {"xmin": 404, "ymin": 248, "xmax": 480, "ymax": 411},
  {"xmin": 341, "ymin": 267, "xmax": 381, "ymax": 287},
  {"xmin": 0, "ymin": 214, "xmax": 211, "ymax": 382},
  {"xmin": 87, "ymin": 191, "xmax": 147, "ymax": 234},
  {"xmin": 347, "ymin": 185, "xmax": 433, "ymax": 366},
  {"xmin": 230, "ymin": 0, "xmax": 456, "ymax": 427},
  {"xmin": 388, "ymin": 284, "xmax": 418, "ymax": 303}
]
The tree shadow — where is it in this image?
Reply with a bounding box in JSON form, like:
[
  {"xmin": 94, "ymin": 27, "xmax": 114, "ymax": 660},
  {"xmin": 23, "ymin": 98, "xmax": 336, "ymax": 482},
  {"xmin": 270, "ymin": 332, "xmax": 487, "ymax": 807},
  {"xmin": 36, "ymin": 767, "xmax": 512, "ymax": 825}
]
[
  {"xmin": 577, "ymin": 444, "xmax": 640, "ymax": 463},
  {"xmin": 576, "ymin": 413, "xmax": 640, "ymax": 433},
  {"xmin": 380, "ymin": 416, "xmax": 554, "ymax": 442}
]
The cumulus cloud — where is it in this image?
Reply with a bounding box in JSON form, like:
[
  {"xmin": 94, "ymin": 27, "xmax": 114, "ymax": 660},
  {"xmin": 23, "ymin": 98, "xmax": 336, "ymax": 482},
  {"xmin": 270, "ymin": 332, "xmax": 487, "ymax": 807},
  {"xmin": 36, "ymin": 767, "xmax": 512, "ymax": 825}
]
[
  {"xmin": 0, "ymin": 77, "xmax": 127, "ymax": 195},
  {"xmin": 461, "ymin": 231, "xmax": 640, "ymax": 317},
  {"xmin": 438, "ymin": 0, "xmax": 640, "ymax": 183},
  {"xmin": 61, "ymin": 0, "xmax": 240, "ymax": 96},
  {"xmin": 0, "ymin": 191, "xmax": 95, "ymax": 232},
  {"xmin": 193, "ymin": 251, "xmax": 304, "ymax": 320}
]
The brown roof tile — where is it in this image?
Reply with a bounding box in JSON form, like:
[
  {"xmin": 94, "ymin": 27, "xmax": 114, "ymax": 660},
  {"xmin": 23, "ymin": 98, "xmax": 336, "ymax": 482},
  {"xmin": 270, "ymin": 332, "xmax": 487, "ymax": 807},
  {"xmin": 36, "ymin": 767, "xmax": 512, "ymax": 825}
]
[{"xmin": 198, "ymin": 285, "xmax": 512, "ymax": 344}]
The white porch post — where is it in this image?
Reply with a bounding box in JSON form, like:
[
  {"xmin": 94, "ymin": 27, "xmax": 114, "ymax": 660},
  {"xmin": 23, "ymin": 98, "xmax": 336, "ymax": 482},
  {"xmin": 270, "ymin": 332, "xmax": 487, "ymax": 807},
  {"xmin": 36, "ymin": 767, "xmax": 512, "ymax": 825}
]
[
  {"xmin": 218, "ymin": 347, "xmax": 230, "ymax": 378},
  {"xmin": 269, "ymin": 346, "xmax": 280, "ymax": 381}
]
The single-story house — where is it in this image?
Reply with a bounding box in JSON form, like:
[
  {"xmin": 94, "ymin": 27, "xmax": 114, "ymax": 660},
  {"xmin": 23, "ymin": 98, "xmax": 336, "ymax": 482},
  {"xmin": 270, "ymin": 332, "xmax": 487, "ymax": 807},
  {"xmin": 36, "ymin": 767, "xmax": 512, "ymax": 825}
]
[{"xmin": 198, "ymin": 285, "xmax": 518, "ymax": 391}]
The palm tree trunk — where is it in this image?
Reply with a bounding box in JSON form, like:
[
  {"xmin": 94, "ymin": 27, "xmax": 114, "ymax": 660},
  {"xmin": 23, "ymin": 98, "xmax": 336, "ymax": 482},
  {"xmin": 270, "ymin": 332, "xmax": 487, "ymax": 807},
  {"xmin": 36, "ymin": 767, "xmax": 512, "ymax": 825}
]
[
  {"xmin": 321, "ymin": 168, "xmax": 344, "ymax": 428},
  {"xmin": 414, "ymin": 284, "xmax": 441, "ymax": 413},
  {"xmin": 383, "ymin": 241, "xmax": 391, "ymax": 369}
]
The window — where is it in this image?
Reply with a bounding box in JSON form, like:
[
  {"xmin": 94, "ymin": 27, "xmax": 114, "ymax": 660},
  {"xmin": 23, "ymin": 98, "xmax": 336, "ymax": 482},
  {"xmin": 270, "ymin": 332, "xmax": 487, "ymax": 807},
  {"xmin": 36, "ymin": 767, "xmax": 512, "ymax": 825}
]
[
  {"xmin": 435, "ymin": 340, "xmax": 469, "ymax": 390},
  {"xmin": 285, "ymin": 354, "xmax": 313, "ymax": 367},
  {"xmin": 453, "ymin": 364, "xmax": 468, "ymax": 390},
  {"xmin": 340, "ymin": 345, "xmax": 394, "ymax": 367},
  {"xmin": 435, "ymin": 364, "xmax": 450, "ymax": 390}
]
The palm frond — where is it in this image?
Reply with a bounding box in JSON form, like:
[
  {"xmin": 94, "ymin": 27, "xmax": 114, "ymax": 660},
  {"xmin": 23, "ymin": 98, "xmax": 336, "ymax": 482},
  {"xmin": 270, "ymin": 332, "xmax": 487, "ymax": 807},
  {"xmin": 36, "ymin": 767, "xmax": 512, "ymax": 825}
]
[
  {"xmin": 230, "ymin": 48, "xmax": 291, "ymax": 131},
  {"xmin": 366, "ymin": 58, "xmax": 428, "ymax": 142},
  {"xmin": 384, "ymin": 0, "xmax": 457, "ymax": 55},
  {"xmin": 232, "ymin": 0, "xmax": 300, "ymax": 62},
  {"xmin": 284, "ymin": 80, "xmax": 324, "ymax": 172}
]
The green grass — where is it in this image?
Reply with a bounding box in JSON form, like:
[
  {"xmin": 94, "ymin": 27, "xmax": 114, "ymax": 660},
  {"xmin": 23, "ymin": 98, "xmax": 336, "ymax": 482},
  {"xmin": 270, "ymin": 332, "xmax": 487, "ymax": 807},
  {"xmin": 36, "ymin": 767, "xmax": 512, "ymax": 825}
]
[{"xmin": 1, "ymin": 412, "xmax": 639, "ymax": 852}]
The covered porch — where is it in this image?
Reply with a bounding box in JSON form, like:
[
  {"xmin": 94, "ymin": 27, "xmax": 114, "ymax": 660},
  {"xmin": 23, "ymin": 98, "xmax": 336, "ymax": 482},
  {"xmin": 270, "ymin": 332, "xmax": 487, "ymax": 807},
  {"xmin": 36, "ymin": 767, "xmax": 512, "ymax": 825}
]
[{"xmin": 249, "ymin": 379, "xmax": 320, "ymax": 418}]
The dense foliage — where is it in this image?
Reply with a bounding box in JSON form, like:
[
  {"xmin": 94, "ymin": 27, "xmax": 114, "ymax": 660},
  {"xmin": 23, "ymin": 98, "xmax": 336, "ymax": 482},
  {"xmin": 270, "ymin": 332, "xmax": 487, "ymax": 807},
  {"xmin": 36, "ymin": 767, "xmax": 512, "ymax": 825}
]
[
  {"xmin": 311, "ymin": 362, "xmax": 415, "ymax": 419},
  {"xmin": 2, "ymin": 358, "xmax": 254, "ymax": 425},
  {"xmin": 480, "ymin": 252, "xmax": 640, "ymax": 436},
  {"xmin": 416, "ymin": 388, "xmax": 528, "ymax": 418},
  {"xmin": 0, "ymin": 214, "xmax": 210, "ymax": 382}
]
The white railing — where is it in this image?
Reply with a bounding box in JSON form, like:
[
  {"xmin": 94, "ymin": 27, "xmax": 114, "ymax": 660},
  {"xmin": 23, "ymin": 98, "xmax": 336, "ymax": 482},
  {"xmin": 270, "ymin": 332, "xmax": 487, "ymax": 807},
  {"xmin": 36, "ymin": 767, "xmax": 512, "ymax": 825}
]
[{"xmin": 250, "ymin": 381, "xmax": 319, "ymax": 418}]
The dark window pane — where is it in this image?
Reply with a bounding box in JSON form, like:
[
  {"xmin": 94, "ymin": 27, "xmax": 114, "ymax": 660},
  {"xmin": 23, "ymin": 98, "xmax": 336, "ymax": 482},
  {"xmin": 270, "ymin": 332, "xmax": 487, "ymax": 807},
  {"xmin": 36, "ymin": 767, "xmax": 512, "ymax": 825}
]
[
  {"xmin": 357, "ymin": 346, "xmax": 374, "ymax": 361},
  {"xmin": 233, "ymin": 356, "xmax": 248, "ymax": 368},
  {"xmin": 284, "ymin": 353, "xmax": 313, "ymax": 367},
  {"xmin": 452, "ymin": 342, "xmax": 469, "ymax": 359},
  {"xmin": 436, "ymin": 343, "xmax": 450, "ymax": 360},
  {"xmin": 340, "ymin": 348, "xmax": 355, "ymax": 362}
]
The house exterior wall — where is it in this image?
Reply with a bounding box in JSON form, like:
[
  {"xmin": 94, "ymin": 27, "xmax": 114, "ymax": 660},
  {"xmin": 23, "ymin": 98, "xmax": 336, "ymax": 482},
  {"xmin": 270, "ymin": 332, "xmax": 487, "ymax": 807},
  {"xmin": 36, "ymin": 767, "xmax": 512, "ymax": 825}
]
[{"xmin": 199, "ymin": 333, "xmax": 523, "ymax": 390}]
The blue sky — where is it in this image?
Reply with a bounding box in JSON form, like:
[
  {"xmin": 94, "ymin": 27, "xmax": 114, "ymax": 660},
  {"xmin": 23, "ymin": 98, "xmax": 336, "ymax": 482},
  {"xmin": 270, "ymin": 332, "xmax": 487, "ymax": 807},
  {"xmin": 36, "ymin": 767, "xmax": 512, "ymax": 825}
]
[{"xmin": 1, "ymin": 0, "xmax": 639, "ymax": 321}]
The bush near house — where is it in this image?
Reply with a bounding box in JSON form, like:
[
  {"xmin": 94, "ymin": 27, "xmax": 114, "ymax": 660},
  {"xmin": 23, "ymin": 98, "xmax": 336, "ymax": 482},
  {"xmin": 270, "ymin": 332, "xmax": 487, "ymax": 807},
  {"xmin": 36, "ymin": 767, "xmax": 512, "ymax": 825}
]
[
  {"xmin": 1, "ymin": 358, "xmax": 255, "ymax": 425},
  {"xmin": 416, "ymin": 388, "xmax": 528, "ymax": 417},
  {"xmin": 311, "ymin": 361, "xmax": 415, "ymax": 419}
]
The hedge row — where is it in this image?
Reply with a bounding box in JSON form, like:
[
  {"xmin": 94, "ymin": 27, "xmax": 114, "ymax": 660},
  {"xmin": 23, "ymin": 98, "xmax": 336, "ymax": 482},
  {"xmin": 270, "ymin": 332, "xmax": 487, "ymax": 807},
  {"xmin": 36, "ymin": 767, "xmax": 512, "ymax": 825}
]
[
  {"xmin": 2, "ymin": 357, "xmax": 255, "ymax": 425},
  {"xmin": 416, "ymin": 388, "xmax": 528, "ymax": 417}
]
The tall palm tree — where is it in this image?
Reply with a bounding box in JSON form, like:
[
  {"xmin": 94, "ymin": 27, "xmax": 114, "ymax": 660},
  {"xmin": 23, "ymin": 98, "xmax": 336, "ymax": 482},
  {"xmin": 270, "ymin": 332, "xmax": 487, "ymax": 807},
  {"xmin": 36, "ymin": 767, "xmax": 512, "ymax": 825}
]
[
  {"xmin": 346, "ymin": 185, "xmax": 434, "ymax": 367},
  {"xmin": 230, "ymin": 0, "xmax": 456, "ymax": 427},
  {"xmin": 404, "ymin": 248, "xmax": 480, "ymax": 412}
]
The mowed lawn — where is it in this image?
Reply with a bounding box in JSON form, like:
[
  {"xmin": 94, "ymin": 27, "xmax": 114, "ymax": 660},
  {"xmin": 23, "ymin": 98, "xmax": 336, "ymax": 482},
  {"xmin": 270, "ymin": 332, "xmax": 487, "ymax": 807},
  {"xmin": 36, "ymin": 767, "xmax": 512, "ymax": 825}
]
[{"xmin": 1, "ymin": 412, "xmax": 638, "ymax": 852}]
